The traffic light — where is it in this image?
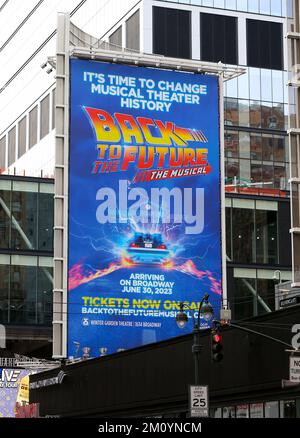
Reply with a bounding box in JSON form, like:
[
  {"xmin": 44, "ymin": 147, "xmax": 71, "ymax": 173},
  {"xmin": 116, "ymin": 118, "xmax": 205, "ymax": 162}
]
[{"xmin": 211, "ymin": 329, "xmax": 223, "ymax": 362}]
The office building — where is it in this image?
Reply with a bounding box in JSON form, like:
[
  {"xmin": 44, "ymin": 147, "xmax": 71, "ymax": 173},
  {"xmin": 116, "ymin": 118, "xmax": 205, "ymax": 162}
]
[{"xmin": 0, "ymin": 0, "xmax": 296, "ymax": 355}]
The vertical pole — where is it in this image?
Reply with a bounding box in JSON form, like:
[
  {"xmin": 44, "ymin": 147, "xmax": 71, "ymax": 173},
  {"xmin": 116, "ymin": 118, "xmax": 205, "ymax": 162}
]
[
  {"xmin": 219, "ymin": 74, "xmax": 227, "ymax": 309},
  {"xmin": 53, "ymin": 12, "xmax": 70, "ymax": 358},
  {"xmin": 192, "ymin": 328, "xmax": 201, "ymax": 385}
]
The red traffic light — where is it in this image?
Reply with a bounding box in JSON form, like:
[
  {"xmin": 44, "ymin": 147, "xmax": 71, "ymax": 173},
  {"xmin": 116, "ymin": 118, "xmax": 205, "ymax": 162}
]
[
  {"xmin": 211, "ymin": 329, "xmax": 223, "ymax": 362},
  {"xmin": 212, "ymin": 333, "xmax": 222, "ymax": 343}
]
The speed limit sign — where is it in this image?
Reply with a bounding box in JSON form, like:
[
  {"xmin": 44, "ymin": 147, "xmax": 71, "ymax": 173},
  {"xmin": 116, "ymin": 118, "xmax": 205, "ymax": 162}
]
[{"xmin": 189, "ymin": 385, "xmax": 209, "ymax": 417}]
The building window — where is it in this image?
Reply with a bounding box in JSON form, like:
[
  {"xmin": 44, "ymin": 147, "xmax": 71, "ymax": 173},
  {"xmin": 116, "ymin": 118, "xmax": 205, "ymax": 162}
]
[
  {"xmin": 109, "ymin": 26, "xmax": 122, "ymax": 49},
  {"xmin": 10, "ymin": 264, "xmax": 37, "ymax": 324},
  {"xmin": 250, "ymin": 403, "xmax": 264, "ymax": 418},
  {"xmin": 265, "ymin": 401, "xmax": 279, "ymax": 418},
  {"xmin": 38, "ymin": 192, "xmax": 54, "ymax": 252},
  {"xmin": 256, "ymin": 209, "xmax": 277, "ymax": 264},
  {"xmin": 40, "ymin": 94, "xmax": 50, "ymax": 140},
  {"xmin": 231, "ymin": 206, "xmax": 255, "ymax": 263},
  {"xmin": 8, "ymin": 127, "xmax": 16, "ymax": 167},
  {"xmin": 247, "ymin": 20, "xmax": 283, "ymax": 70},
  {"xmin": 29, "ymin": 106, "xmax": 38, "ymax": 148},
  {"xmin": 280, "ymin": 400, "xmax": 296, "ymax": 418},
  {"xmin": 0, "ymin": 255, "xmax": 52, "ymax": 326},
  {"xmin": 236, "ymin": 405, "xmax": 249, "ymax": 418},
  {"xmin": 225, "ymin": 128, "xmax": 289, "ymax": 190},
  {"xmin": 18, "ymin": 116, "xmax": 27, "ymax": 158},
  {"xmin": 11, "ymin": 190, "xmax": 38, "ymax": 251},
  {"xmin": 37, "ymin": 265, "xmax": 53, "ymax": 325},
  {"xmin": 201, "ymin": 13, "xmax": 238, "ymax": 65},
  {"xmin": 153, "ymin": 6, "xmax": 191, "ymax": 59},
  {"xmin": 0, "ymin": 136, "xmax": 5, "ymax": 170},
  {"xmin": 226, "ymin": 199, "xmax": 279, "ymax": 265},
  {"xmin": 0, "ymin": 188, "xmax": 10, "ymax": 248},
  {"xmin": 222, "ymin": 407, "xmax": 236, "ymax": 418},
  {"xmin": 126, "ymin": 10, "xmax": 140, "ymax": 52},
  {"xmin": 0, "ymin": 264, "xmax": 10, "ymax": 324}
]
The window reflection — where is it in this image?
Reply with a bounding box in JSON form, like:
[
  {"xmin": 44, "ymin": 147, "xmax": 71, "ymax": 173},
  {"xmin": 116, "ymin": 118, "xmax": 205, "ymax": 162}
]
[
  {"xmin": 239, "ymin": 132, "xmax": 250, "ymax": 159},
  {"xmin": 225, "ymin": 98, "xmax": 239, "ymax": 125},
  {"xmin": 261, "ymin": 69, "xmax": 272, "ymax": 102},
  {"xmin": 261, "ymin": 102, "xmax": 273, "ymax": 129},
  {"xmin": 239, "ymin": 159, "xmax": 251, "ymax": 182},
  {"xmin": 273, "ymin": 136, "xmax": 285, "ymax": 161},
  {"xmin": 262, "ymin": 134, "xmax": 273, "ymax": 161},
  {"xmin": 274, "ymin": 165, "xmax": 286, "ymax": 189},
  {"xmin": 262, "ymin": 164, "xmax": 274, "ymax": 186},
  {"xmin": 225, "ymin": 131, "xmax": 239, "ymax": 158},
  {"xmin": 272, "ymin": 103, "xmax": 284, "ymax": 130},
  {"xmin": 226, "ymin": 159, "xmax": 239, "ymax": 180},
  {"xmin": 251, "ymin": 163, "xmax": 262, "ymax": 184},
  {"xmin": 250, "ymin": 101, "xmax": 261, "ymax": 128},
  {"xmin": 250, "ymin": 134, "xmax": 262, "ymax": 160},
  {"xmin": 239, "ymin": 100, "xmax": 249, "ymax": 127}
]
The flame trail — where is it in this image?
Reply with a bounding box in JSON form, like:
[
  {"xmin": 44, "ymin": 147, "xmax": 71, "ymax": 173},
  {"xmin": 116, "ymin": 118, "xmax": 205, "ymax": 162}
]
[{"xmin": 69, "ymin": 258, "xmax": 221, "ymax": 296}]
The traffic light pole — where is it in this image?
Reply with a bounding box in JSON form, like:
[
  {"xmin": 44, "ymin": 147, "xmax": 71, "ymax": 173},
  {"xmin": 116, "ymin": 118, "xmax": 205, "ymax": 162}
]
[{"xmin": 192, "ymin": 326, "xmax": 202, "ymax": 386}]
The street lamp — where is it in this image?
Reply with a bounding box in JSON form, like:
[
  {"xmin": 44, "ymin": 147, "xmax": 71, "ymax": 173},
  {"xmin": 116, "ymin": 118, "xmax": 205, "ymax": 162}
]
[{"xmin": 175, "ymin": 294, "xmax": 214, "ymax": 385}]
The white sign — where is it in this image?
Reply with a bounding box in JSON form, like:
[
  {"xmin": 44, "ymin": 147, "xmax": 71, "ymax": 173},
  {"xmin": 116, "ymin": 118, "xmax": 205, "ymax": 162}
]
[
  {"xmin": 190, "ymin": 385, "xmax": 209, "ymax": 418},
  {"xmin": 290, "ymin": 355, "xmax": 300, "ymax": 382}
]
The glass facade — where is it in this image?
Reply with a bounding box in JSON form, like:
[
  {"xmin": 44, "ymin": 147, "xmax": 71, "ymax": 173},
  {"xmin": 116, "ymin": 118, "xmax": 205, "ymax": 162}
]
[
  {"xmin": 210, "ymin": 398, "xmax": 300, "ymax": 418},
  {"xmin": 0, "ymin": 255, "xmax": 53, "ymax": 326},
  {"xmin": 231, "ymin": 267, "xmax": 292, "ymax": 319},
  {"xmin": 0, "ymin": 179, "xmax": 53, "ymax": 252},
  {"xmin": 153, "ymin": 3, "xmax": 290, "ymax": 191},
  {"xmin": 225, "ymin": 67, "xmax": 289, "ymax": 189},
  {"xmin": 158, "ymin": 0, "xmax": 291, "ymax": 17},
  {"xmin": 0, "ymin": 177, "xmax": 53, "ymax": 327},
  {"xmin": 153, "ymin": 6, "xmax": 191, "ymax": 58},
  {"xmin": 226, "ymin": 198, "xmax": 278, "ymax": 264}
]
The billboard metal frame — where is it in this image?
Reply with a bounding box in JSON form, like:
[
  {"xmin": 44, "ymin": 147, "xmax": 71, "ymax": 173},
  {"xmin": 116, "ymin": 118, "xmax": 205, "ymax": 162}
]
[
  {"xmin": 53, "ymin": 12, "xmax": 245, "ymax": 359},
  {"xmin": 287, "ymin": 0, "xmax": 300, "ymax": 287}
]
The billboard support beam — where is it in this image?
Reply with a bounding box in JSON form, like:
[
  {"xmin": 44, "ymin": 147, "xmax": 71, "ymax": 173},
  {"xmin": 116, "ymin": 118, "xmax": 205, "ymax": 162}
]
[
  {"xmin": 70, "ymin": 47, "xmax": 245, "ymax": 82},
  {"xmin": 287, "ymin": 1, "xmax": 300, "ymax": 287},
  {"xmin": 53, "ymin": 12, "xmax": 70, "ymax": 358}
]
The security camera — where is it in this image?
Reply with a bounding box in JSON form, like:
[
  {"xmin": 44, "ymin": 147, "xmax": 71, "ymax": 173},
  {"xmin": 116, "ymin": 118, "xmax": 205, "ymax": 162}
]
[
  {"xmin": 40, "ymin": 61, "xmax": 48, "ymax": 69},
  {"xmin": 46, "ymin": 67, "xmax": 53, "ymax": 74},
  {"xmin": 273, "ymin": 270, "xmax": 282, "ymax": 283}
]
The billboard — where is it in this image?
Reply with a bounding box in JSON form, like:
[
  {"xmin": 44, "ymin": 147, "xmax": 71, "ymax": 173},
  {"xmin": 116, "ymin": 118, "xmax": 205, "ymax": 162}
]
[
  {"xmin": 0, "ymin": 369, "xmax": 30, "ymax": 417},
  {"xmin": 68, "ymin": 58, "xmax": 222, "ymax": 358}
]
